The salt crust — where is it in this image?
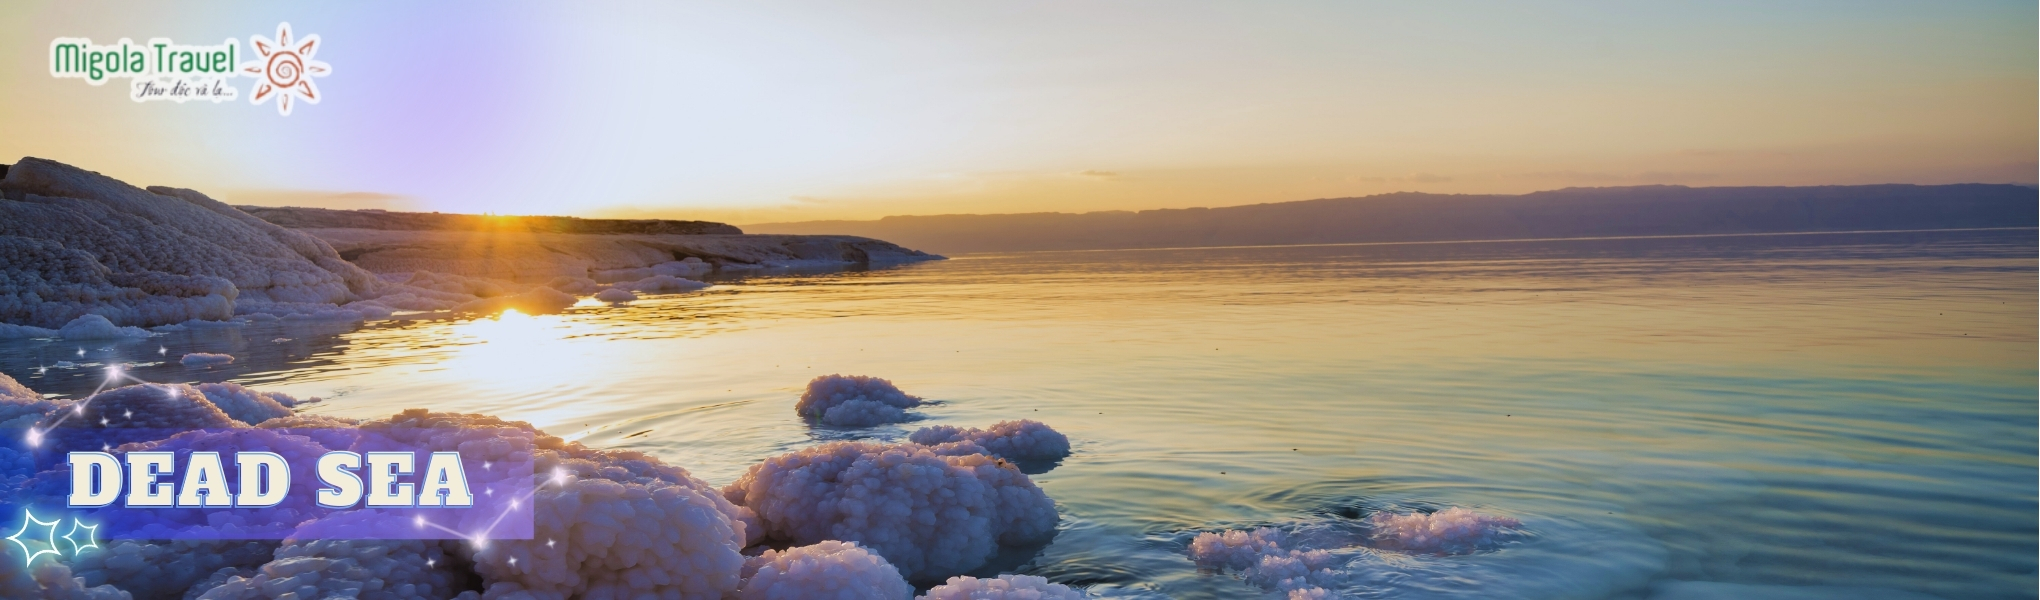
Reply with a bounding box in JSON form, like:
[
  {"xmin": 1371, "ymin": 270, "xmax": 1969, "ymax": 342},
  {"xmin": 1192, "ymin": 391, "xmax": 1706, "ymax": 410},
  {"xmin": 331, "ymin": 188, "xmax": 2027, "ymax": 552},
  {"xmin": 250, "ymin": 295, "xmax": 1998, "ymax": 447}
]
[{"xmin": 0, "ymin": 158, "xmax": 715, "ymax": 329}]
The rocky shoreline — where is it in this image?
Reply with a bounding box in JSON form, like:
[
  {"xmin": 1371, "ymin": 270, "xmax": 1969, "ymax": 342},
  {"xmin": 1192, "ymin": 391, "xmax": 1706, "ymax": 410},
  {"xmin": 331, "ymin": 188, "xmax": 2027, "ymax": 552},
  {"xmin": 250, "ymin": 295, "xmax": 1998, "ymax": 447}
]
[{"xmin": 0, "ymin": 157, "xmax": 941, "ymax": 330}]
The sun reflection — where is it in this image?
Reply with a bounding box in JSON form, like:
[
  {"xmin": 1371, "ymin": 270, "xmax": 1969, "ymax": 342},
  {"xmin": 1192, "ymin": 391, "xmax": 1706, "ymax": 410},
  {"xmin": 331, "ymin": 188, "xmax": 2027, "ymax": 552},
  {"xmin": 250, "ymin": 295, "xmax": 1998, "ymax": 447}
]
[{"xmin": 431, "ymin": 308, "xmax": 614, "ymax": 427}]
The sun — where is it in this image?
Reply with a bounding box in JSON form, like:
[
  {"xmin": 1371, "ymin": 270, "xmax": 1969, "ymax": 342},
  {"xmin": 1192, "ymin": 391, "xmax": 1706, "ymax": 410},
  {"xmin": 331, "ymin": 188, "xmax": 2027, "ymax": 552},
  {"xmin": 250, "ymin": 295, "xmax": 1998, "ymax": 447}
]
[{"xmin": 241, "ymin": 22, "xmax": 330, "ymax": 116}]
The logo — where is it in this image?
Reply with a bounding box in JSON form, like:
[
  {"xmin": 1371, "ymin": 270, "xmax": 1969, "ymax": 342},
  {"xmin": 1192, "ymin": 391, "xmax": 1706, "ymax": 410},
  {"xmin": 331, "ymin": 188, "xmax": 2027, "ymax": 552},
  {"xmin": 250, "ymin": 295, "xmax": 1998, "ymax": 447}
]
[
  {"xmin": 241, "ymin": 23, "xmax": 329, "ymax": 116},
  {"xmin": 47, "ymin": 22, "xmax": 329, "ymax": 116}
]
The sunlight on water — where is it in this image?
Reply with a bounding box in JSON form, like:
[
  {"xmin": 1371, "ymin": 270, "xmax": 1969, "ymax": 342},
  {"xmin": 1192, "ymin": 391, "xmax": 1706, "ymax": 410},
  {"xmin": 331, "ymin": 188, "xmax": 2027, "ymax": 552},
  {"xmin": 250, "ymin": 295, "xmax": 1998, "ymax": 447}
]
[{"xmin": 2, "ymin": 229, "xmax": 2033, "ymax": 599}]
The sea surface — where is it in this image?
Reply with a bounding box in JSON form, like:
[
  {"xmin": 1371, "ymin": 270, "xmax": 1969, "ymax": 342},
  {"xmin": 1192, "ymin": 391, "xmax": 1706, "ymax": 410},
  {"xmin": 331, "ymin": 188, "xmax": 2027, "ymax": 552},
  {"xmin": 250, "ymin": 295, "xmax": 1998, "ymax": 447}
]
[{"xmin": 5, "ymin": 228, "xmax": 2035, "ymax": 599}]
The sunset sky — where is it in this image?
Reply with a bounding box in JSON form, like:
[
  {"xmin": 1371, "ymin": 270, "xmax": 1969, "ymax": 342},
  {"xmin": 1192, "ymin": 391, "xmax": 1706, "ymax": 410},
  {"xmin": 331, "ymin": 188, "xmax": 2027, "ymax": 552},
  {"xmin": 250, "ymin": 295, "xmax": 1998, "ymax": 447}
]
[{"xmin": 1, "ymin": 1, "xmax": 2032, "ymax": 224}]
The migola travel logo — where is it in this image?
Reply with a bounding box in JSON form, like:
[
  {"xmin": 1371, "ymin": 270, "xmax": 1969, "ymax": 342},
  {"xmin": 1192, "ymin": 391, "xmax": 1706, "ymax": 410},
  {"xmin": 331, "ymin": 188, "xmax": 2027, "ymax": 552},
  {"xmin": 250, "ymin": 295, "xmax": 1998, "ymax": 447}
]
[{"xmin": 48, "ymin": 22, "xmax": 330, "ymax": 116}]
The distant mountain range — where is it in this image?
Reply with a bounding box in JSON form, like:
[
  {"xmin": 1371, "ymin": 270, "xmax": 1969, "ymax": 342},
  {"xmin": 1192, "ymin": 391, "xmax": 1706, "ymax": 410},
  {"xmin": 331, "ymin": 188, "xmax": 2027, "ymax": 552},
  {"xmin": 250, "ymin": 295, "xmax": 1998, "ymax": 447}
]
[{"xmin": 747, "ymin": 184, "xmax": 2038, "ymax": 254}]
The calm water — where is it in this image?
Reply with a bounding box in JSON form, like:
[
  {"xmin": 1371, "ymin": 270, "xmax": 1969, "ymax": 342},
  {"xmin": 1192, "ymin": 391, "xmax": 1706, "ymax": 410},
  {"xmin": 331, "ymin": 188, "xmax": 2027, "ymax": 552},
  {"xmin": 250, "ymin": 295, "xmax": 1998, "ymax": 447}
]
[{"xmin": 5, "ymin": 229, "xmax": 2035, "ymax": 599}]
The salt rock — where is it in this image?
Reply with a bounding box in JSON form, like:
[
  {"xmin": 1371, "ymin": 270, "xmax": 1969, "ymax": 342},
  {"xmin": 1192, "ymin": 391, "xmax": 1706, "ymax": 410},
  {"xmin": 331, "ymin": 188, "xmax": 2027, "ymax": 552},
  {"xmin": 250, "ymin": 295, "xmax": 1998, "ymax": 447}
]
[
  {"xmin": 909, "ymin": 420, "xmax": 1071, "ymax": 463},
  {"xmin": 616, "ymin": 275, "xmax": 709, "ymax": 294},
  {"xmin": 192, "ymin": 381, "xmax": 309, "ymax": 425},
  {"xmin": 181, "ymin": 352, "xmax": 235, "ymax": 367},
  {"xmin": 355, "ymin": 411, "xmax": 755, "ymax": 600},
  {"xmin": 0, "ymin": 158, "xmax": 383, "ymax": 328},
  {"xmin": 919, "ymin": 574, "xmax": 1088, "ymax": 600},
  {"xmin": 723, "ymin": 440, "xmax": 1058, "ymax": 581},
  {"xmin": 58, "ymin": 314, "xmax": 152, "ymax": 340},
  {"xmin": 593, "ymin": 288, "xmax": 637, "ymax": 303},
  {"xmin": 187, "ymin": 539, "xmax": 472, "ymax": 600},
  {"xmin": 795, "ymin": 375, "xmax": 924, "ymax": 427},
  {"xmin": 738, "ymin": 541, "xmax": 913, "ymax": 600},
  {"xmin": 1366, "ymin": 508, "xmax": 1521, "ymax": 554}
]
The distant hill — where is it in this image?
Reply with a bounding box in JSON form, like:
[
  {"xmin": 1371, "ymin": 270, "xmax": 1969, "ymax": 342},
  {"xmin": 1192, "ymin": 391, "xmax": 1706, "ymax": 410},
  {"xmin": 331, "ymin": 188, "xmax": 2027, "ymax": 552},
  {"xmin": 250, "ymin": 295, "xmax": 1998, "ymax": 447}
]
[
  {"xmin": 240, "ymin": 205, "xmax": 742, "ymax": 235},
  {"xmin": 746, "ymin": 184, "xmax": 2039, "ymax": 254}
]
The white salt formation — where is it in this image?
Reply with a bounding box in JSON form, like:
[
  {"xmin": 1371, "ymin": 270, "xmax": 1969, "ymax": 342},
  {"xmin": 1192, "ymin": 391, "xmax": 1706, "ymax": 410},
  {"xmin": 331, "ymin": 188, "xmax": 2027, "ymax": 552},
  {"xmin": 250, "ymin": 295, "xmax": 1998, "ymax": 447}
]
[
  {"xmin": 192, "ymin": 381, "xmax": 314, "ymax": 425},
  {"xmin": 57, "ymin": 314, "xmax": 152, "ymax": 340},
  {"xmin": 909, "ymin": 420, "xmax": 1072, "ymax": 463},
  {"xmin": 615, "ymin": 274, "xmax": 711, "ymax": 294},
  {"xmin": 1187, "ymin": 508, "xmax": 1538, "ymax": 598},
  {"xmin": 68, "ymin": 537, "xmax": 284, "ymax": 598},
  {"xmin": 593, "ymin": 288, "xmax": 638, "ymax": 303},
  {"xmin": 0, "ymin": 158, "xmax": 379, "ymax": 327},
  {"xmin": 380, "ymin": 410, "xmax": 756, "ymax": 599},
  {"xmin": 919, "ymin": 574, "xmax": 1089, "ymax": 600},
  {"xmin": 181, "ymin": 352, "xmax": 235, "ymax": 367},
  {"xmin": 189, "ymin": 539, "xmax": 474, "ymax": 600},
  {"xmin": 738, "ymin": 541, "xmax": 914, "ymax": 600},
  {"xmin": 1366, "ymin": 508, "xmax": 1521, "ymax": 555},
  {"xmin": 0, "ymin": 322, "xmax": 57, "ymax": 339},
  {"xmin": 722, "ymin": 440, "xmax": 1059, "ymax": 581},
  {"xmin": 1187, "ymin": 528, "xmax": 1341, "ymax": 598},
  {"xmin": 0, "ymin": 371, "xmax": 1064, "ymax": 599},
  {"xmin": 0, "ymin": 158, "xmax": 727, "ymax": 329},
  {"xmin": 796, "ymin": 375, "xmax": 926, "ymax": 427}
]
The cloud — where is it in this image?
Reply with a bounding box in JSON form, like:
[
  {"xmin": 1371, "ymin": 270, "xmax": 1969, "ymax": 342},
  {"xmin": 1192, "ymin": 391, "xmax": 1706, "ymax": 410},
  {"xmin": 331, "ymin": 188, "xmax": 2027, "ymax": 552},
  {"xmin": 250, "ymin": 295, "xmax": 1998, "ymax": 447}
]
[
  {"xmin": 223, "ymin": 190, "xmax": 417, "ymax": 211},
  {"xmin": 1076, "ymin": 170, "xmax": 1118, "ymax": 178},
  {"xmin": 789, "ymin": 196, "xmax": 831, "ymax": 204}
]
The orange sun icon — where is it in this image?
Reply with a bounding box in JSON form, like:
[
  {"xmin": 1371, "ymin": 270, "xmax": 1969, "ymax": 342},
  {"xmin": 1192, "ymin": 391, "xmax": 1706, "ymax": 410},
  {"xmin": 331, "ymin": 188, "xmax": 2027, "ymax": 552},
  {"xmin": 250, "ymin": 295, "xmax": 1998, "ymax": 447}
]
[{"xmin": 241, "ymin": 23, "xmax": 329, "ymax": 116}]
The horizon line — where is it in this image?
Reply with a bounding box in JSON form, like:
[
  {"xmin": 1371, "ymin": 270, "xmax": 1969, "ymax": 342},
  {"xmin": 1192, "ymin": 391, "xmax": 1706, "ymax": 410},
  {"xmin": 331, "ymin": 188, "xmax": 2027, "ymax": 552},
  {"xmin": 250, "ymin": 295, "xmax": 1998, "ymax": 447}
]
[{"xmin": 939, "ymin": 226, "xmax": 2040, "ymax": 258}]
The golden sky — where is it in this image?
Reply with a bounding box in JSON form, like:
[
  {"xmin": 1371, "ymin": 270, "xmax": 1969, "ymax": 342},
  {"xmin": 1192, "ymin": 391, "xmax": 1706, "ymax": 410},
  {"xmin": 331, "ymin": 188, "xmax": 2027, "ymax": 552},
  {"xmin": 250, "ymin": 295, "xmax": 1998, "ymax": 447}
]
[{"xmin": 1, "ymin": 1, "xmax": 2032, "ymax": 224}]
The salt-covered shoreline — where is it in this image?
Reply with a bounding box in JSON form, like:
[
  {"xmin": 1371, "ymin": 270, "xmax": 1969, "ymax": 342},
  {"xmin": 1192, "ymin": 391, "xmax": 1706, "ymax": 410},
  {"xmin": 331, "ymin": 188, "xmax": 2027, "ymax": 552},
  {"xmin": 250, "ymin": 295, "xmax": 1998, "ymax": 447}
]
[
  {"xmin": 0, "ymin": 369, "xmax": 1079, "ymax": 599},
  {"xmin": 0, "ymin": 157, "xmax": 941, "ymax": 332}
]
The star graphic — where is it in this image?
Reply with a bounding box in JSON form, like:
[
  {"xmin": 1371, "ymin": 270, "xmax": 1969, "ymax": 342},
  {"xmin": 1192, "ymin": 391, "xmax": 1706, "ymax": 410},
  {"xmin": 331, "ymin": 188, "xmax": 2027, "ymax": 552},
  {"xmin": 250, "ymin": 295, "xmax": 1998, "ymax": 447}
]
[
  {"xmin": 5, "ymin": 509, "xmax": 60, "ymax": 567},
  {"xmin": 61, "ymin": 520, "xmax": 98, "ymax": 555},
  {"xmin": 241, "ymin": 22, "xmax": 330, "ymax": 116}
]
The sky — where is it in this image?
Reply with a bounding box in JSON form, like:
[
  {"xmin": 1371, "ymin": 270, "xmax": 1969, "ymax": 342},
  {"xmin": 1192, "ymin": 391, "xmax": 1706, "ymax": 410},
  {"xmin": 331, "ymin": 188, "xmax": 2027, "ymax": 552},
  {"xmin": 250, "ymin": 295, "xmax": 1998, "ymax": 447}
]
[{"xmin": 0, "ymin": 1, "xmax": 2032, "ymax": 224}]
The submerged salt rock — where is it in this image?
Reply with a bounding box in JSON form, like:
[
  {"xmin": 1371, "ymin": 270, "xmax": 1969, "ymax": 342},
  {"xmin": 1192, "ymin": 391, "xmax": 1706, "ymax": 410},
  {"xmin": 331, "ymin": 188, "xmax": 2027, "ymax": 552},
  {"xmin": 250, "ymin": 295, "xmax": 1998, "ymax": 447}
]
[
  {"xmin": 1187, "ymin": 528, "xmax": 1343, "ymax": 595},
  {"xmin": 1366, "ymin": 508, "xmax": 1520, "ymax": 554},
  {"xmin": 1188, "ymin": 528, "xmax": 1290, "ymax": 571},
  {"xmin": 723, "ymin": 440, "xmax": 1058, "ymax": 581},
  {"xmin": 453, "ymin": 286, "xmax": 577, "ymax": 315},
  {"xmin": 796, "ymin": 375, "xmax": 924, "ymax": 427},
  {"xmin": 58, "ymin": 314, "xmax": 152, "ymax": 340},
  {"xmin": 652, "ymin": 259, "xmax": 713, "ymax": 279},
  {"xmin": 738, "ymin": 541, "xmax": 913, "ymax": 600},
  {"xmin": 617, "ymin": 275, "xmax": 709, "ymax": 294},
  {"xmin": 0, "ymin": 322, "xmax": 58, "ymax": 339},
  {"xmin": 594, "ymin": 288, "xmax": 638, "ymax": 303},
  {"xmin": 919, "ymin": 574, "xmax": 1088, "ymax": 600},
  {"xmin": 180, "ymin": 353, "xmax": 235, "ymax": 367},
  {"xmin": 192, "ymin": 382, "xmax": 303, "ymax": 425},
  {"xmin": 544, "ymin": 275, "xmax": 601, "ymax": 295},
  {"xmin": 909, "ymin": 420, "xmax": 1071, "ymax": 462}
]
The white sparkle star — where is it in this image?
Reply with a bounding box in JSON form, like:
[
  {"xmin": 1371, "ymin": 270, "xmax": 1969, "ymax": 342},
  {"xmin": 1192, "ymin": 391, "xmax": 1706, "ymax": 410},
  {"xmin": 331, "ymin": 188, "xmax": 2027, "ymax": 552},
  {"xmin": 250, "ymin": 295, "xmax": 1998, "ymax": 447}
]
[
  {"xmin": 6, "ymin": 510, "xmax": 61, "ymax": 567},
  {"xmin": 61, "ymin": 520, "xmax": 98, "ymax": 554}
]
